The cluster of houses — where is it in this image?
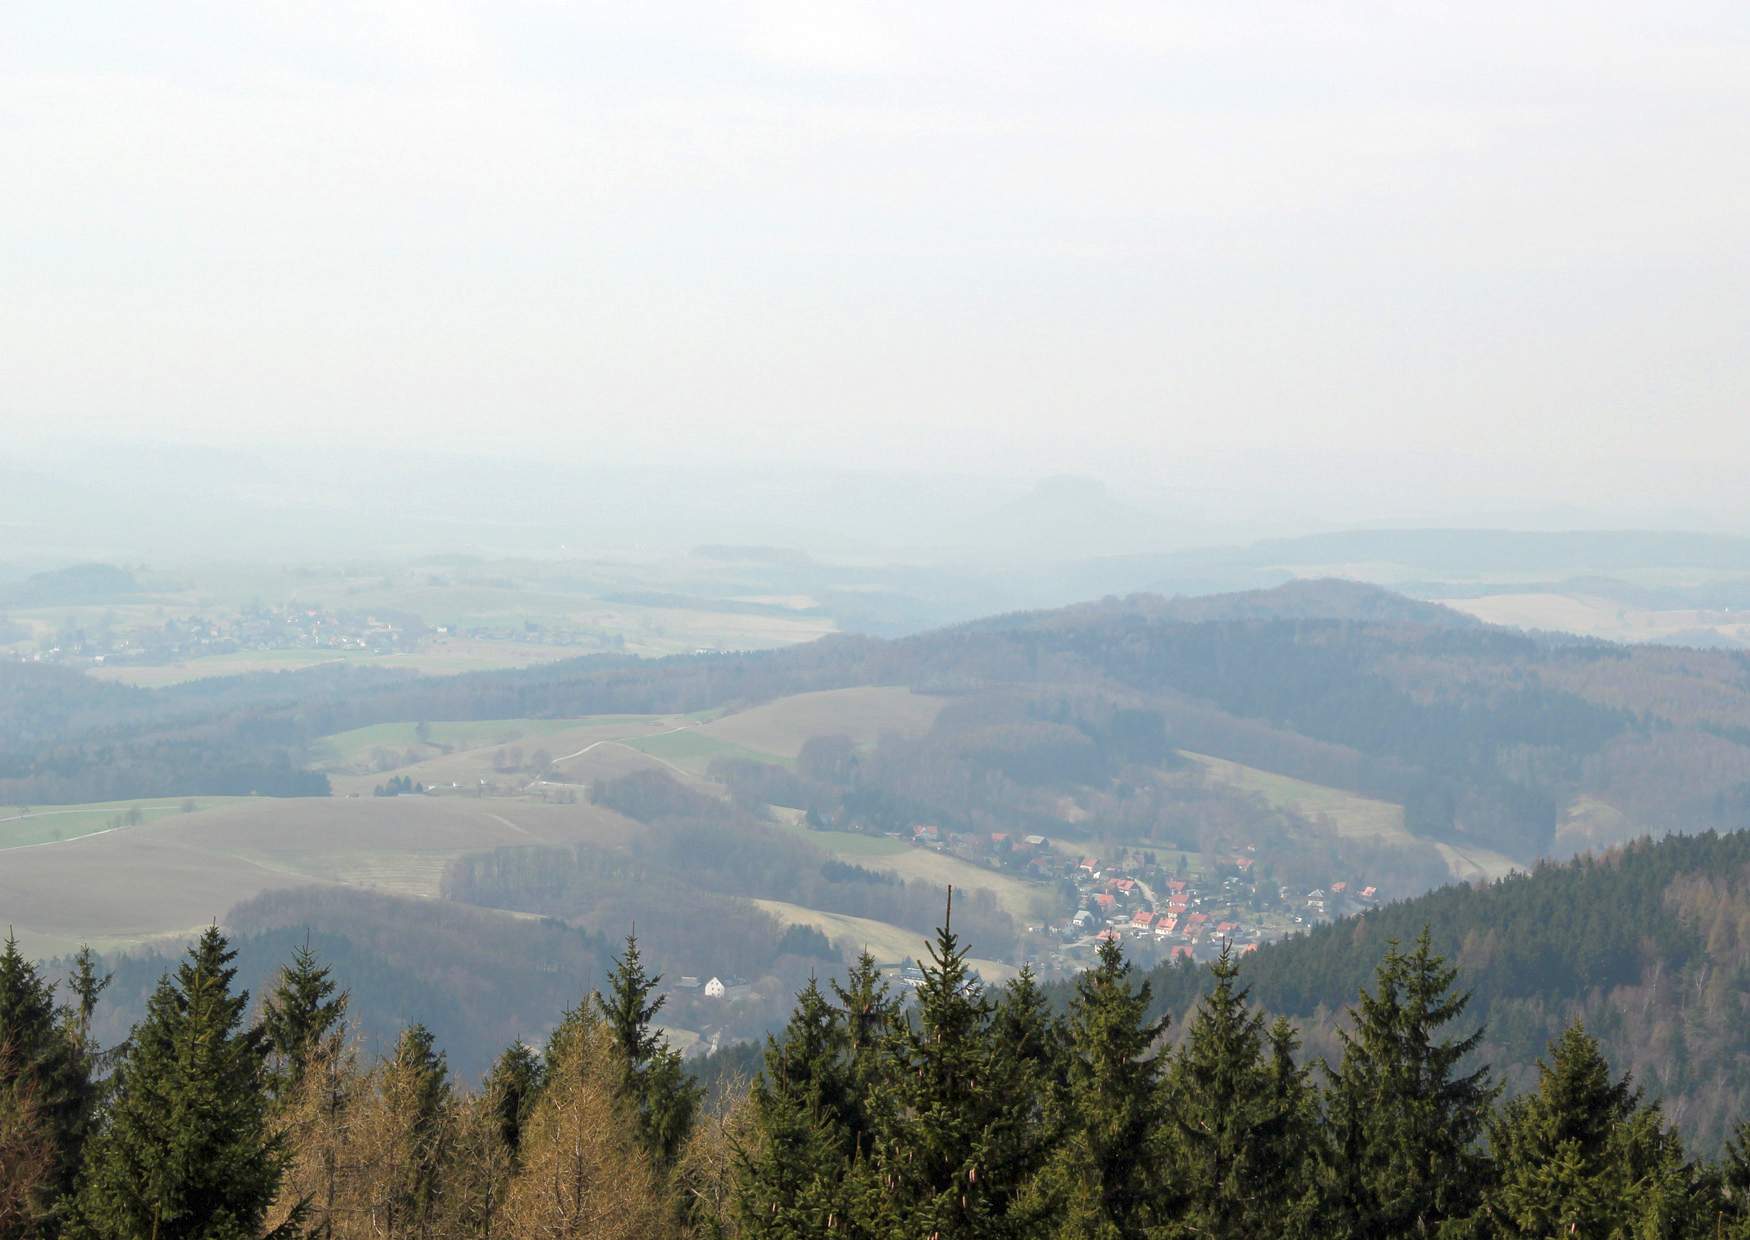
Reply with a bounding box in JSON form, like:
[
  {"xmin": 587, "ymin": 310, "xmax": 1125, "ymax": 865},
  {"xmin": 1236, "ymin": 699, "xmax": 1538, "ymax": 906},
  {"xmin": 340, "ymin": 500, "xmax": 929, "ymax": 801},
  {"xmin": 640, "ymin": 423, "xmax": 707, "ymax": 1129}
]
[
  {"xmin": 1054, "ymin": 854, "xmax": 1383, "ymax": 961},
  {"xmin": 21, "ymin": 604, "xmax": 423, "ymax": 668},
  {"xmin": 907, "ymin": 824, "xmax": 1062, "ymax": 877},
  {"xmin": 895, "ymin": 825, "xmax": 1385, "ymax": 966}
]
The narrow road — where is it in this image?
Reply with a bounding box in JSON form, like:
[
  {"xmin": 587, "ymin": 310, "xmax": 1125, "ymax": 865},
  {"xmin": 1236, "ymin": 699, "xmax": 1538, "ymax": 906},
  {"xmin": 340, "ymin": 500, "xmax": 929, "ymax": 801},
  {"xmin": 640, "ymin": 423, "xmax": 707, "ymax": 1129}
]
[{"xmin": 524, "ymin": 723, "xmax": 698, "ymax": 791}]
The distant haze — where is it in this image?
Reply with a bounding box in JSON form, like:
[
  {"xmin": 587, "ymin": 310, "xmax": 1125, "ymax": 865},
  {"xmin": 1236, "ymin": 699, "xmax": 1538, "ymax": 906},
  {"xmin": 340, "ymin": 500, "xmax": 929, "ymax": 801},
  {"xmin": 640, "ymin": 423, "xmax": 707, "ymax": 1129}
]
[{"xmin": 4, "ymin": 4, "xmax": 1749, "ymax": 527}]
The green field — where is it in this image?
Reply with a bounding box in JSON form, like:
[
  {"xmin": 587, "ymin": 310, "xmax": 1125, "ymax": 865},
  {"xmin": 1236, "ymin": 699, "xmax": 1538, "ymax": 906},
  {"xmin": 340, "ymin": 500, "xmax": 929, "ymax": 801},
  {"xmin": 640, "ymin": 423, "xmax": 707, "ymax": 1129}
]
[
  {"xmin": 774, "ymin": 819, "xmax": 909, "ymax": 857},
  {"xmin": 0, "ymin": 797, "xmax": 250, "ymax": 850},
  {"xmin": 1181, "ymin": 751, "xmax": 1408, "ymax": 843},
  {"xmin": 622, "ymin": 729, "xmax": 793, "ymax": 774}
]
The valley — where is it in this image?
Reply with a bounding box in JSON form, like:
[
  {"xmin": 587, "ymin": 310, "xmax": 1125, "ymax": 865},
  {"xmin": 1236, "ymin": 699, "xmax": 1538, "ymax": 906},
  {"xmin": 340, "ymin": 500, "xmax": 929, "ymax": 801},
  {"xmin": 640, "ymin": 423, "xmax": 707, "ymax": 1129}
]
[{"xmin": 8, "ymin": 576, "xmax": 1750, "ymax": 1104}]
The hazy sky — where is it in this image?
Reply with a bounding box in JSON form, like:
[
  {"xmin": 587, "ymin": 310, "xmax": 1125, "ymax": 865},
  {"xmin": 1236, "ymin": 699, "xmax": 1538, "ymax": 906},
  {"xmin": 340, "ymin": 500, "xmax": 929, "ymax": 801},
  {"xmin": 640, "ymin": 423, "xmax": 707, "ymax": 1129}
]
[{"xmin": 5, "ymin": 3, "xmax": 1749, "ymax": 522}]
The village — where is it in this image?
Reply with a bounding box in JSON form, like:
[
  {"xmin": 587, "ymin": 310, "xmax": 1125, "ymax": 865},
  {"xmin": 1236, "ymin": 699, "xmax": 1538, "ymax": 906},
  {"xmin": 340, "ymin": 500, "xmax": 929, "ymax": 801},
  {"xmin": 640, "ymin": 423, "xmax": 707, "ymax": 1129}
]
[
  {"xmin": 899, "ymin": 822, "xmax": 1382, "ymax": 979},
  {"xmin": 13, "ymin": 603, "xmax": 425, "ymax": 667}
]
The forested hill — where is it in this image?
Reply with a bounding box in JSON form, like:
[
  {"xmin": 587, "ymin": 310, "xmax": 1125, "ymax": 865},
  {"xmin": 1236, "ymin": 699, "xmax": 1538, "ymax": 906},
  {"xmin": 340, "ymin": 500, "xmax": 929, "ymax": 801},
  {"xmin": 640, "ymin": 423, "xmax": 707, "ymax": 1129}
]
[
  {"xmin": 10, "ymin": 578, "xmax": 1750, "ymax": 865},
  {"xmin": 1139, "ymin": 828, "xmax": 1750, "ymax": 1153},
  {"xmin": 957, "ymin": 576, "xmax": 1487, "ymax": 630}
]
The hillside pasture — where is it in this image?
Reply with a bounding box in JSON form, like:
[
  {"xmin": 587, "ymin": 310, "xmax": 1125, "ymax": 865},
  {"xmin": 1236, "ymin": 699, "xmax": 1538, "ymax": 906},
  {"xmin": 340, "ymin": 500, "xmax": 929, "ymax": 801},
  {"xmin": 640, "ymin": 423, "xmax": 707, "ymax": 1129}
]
[
  {"xmin": 1181, "ymin": 752, "xmax": 1407, "ymax": 843},
  {"xmin": 538, "ymin": 742, "xmax": 726, "ymax": 797},
  {"xmin": 324, "ymin": 714, "xmax": 708, "ymax": 795},
  {"xmin": 771, "ymin": 818, "xmax": 1051, "ymax": 922},
  {"xmin": 1180, "ymin": 750, "xmax": 1518, "ymax": 881},
  {"xmin": 699, "ymin": 686, "xmax": 946, "ymax": 756},
  {"xmin": 753, "ymin": 899, "xmax": 1016, "ymax": 983},
  {"xmin": 622, "ymin": 728, "xmax": 790, "ymax": 775}
]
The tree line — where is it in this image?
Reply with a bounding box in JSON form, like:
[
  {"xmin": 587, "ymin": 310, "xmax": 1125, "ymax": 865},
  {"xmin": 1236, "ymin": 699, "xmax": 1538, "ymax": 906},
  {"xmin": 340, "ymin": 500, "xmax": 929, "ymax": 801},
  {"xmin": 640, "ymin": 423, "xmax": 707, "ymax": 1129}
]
[{"xmin": 5, "ymin": 896, "xmax": 1750, "ymax": 1238}]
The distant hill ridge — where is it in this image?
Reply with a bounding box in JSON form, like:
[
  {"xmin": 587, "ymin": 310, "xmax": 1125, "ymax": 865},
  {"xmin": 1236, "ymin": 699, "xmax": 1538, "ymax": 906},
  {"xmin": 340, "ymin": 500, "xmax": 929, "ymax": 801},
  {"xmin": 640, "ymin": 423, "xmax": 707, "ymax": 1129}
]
[
  {"xmin": 0, "ymin": 562, "xmax": 139, "ymax": 608},
  {"xmin": 10, "ymin": 577, "xmax": 1750, "ymax": 869},
  {"xmin": 949, "ymin": 578, "xmax": 1486, "ymax": 638}
]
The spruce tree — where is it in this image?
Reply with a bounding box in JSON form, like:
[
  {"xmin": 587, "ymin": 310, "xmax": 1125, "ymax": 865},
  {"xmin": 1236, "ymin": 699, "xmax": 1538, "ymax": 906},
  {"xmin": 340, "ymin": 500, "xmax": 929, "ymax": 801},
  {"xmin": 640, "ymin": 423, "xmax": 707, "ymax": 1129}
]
[
  {"xmin": 737, "ymin": 979, "xmax": 855, "ymax": 1238},
  {"xmin": 593, "ymin": 934, "xmax": 701, "ymax": 1170},
  {"xmin": 0, "ymin": 931, "xmax": 90, "ymax": 1228},
  {"xmin": 829, "ymin": 950, "xmax": 901, "ymax": 1161},
  {"xmin": 71, "ymin": 926, "xmax": 301, "ymax": 1240},
  {"xmin": 483, "ymin": 1041, "xmax": 543, "ymax": 1160},
  {"xmin": 1722, "ymin": 1119, "xmax": 1750, "ymax": 1237},
  {"xmin": 1462, "ymin": 1033, "xmax": 1715, "ymax": 1240},
  {"xmin": 985, "ymin": 965, "xmax": 1066, "ymax": 1236},
  {"xmin": 65, "ymin": 947, "xmax": 111, "ymax": 1057},
  {"xmin": 1164, "ymin": 945, "xmax": 1317, "ymax": 1239},
  {"xmin": 1606, "ymin": 1103, "xmax": 1716, "ymax": 1237},
  {"xmin": 1259, "ymin": 1017, "xmax": 1321, "ymax": 1232},
  {"xmin": 262, "ymin": 940, "xmax": 348, "ymax": 1104},
  {"xmin": 868, "ymin": 889, "xmax": 1008, "ymax": 1239},
  {"xmin": 1482, "ymin": 1022, "xmax": 1636, "ymax": 1236},
  {"xmin": 1044, "ymin": 934, "xmax": 1170, "ymax": 1240},
  {"xmin": 1321, "ymin": 929, "xmax": 1495, "ymax": 1239}
]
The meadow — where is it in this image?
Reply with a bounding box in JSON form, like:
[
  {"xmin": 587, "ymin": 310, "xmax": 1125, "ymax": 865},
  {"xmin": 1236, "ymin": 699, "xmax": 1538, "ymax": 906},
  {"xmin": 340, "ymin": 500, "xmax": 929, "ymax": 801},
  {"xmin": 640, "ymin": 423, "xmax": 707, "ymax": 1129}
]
[
  {"xmin": 1181, "ymin": 750, "xmax": 1518, "ymax": 882},
  {"xmin": 0, "ymin": 796, "xmax": 250, "ymax": 849}
]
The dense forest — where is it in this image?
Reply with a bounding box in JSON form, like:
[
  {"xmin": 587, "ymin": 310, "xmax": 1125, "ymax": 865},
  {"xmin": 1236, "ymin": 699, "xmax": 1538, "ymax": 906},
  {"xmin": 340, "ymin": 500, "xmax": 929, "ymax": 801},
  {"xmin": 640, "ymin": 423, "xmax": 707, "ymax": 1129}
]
[
  {"xmin": 1132, "ymin": 828, "xmax": 1750, "ymax": 1156},
  {"xmin": 11, "ymin": 579, "xmax": 1750, "ymax": 864},
  {"xmin": 4, "ymin": 890, "xmax": 1750, "ymax": 1237}
]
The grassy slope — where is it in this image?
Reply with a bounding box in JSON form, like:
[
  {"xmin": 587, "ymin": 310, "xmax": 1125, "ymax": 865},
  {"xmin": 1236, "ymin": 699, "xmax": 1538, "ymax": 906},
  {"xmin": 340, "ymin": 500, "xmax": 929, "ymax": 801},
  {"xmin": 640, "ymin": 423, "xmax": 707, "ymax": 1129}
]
[
  {"xmin": 622, "ymin": 729, "xmax": 792, "ymax": 774},
  {"xmin": 698, "ymin": 686, "xmax": 946, "ymax": 756},
  {"xmin": 1182, "ymin": 750, "xmax": 1518, "ymax": 881},
  {"xmin": 753, "ymin": 898, "xmax": 1017, "ymax": 983},
  {"xmin": 771, "ymin": 818, "xmax": 1051, "ymax": 923}
]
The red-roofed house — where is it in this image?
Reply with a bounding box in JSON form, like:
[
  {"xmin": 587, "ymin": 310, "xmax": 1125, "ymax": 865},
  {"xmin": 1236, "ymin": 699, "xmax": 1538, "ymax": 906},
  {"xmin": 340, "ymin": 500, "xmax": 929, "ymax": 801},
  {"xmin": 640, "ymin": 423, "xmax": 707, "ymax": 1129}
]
[
  {"xmin": 1096, "ymin": 928, "xmax": 1122, "ymax": 944},
  {"xmin": 1331, "ymin": 881, "xmax": 1348, "ymax": 894},
  {"xmin": 1166, "ymin": 879, "xmax": 1187, "ymax": 894},
  {"xmin": 1131, "ymin": 910, "xmax": 1155, "ymax": 930},
  {"xmin": 1240, "ymin": 943, "xmax": 1259, "ymax": 955},
  {"xmin": 1109, "ymin": 878, "xmax": 1138, "ymax": 895},
  {"xmin": 1170, "ymin": 945, "xmax": 1195, "ymax": 960},
  {"xmin": 1093, "ymin": 893, "xmax": 1116, "ymax": 912},
  {"xmin": 1235, "ymin": 857, "xmax": 1254, "ymax": 872},
  {"xmin": 1361, "ymin": 886, "xmax": 1378, "ymax": 899},
  {"xmin": 1155, "ymin": 915, "xmax": 1179, "ymax": 937},
  {"xmin": 1078, "ymin": 857, "xmax": 1100, "ymax": 874},
  {"xmin": 1168, "ymin": 898, "xmax": 1190, "ymax": 915},
  {"xmin": 1216, "ymin": 921, "xmax": 1239, "ymax": 936}
]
